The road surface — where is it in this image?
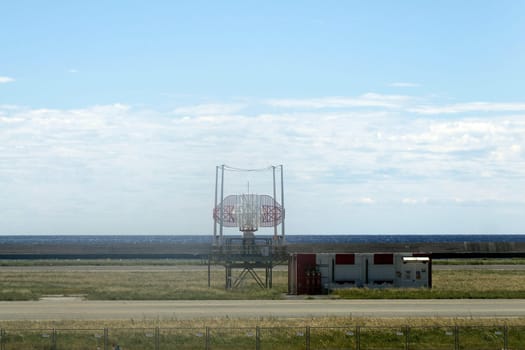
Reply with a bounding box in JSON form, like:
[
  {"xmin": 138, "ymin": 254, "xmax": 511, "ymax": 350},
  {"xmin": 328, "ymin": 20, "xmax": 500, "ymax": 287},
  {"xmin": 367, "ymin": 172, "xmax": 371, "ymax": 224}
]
[{"xmin": 1, "ymin": 299, "xmax": 525, "ymax": 321}]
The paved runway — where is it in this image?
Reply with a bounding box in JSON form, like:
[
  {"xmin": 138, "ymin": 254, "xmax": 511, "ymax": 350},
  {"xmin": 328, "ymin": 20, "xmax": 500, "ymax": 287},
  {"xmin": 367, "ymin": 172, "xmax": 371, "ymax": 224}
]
[{"xmin": 1, "ymin": 299, "xmax": 525, "ymax": 321}]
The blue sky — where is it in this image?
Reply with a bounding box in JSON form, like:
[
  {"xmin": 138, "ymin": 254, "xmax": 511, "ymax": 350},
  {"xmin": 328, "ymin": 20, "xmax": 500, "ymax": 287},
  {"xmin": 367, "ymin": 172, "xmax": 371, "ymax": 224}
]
[{"xmin": 1, "ymin": 1, "xmax": 525, "ymax": 234}]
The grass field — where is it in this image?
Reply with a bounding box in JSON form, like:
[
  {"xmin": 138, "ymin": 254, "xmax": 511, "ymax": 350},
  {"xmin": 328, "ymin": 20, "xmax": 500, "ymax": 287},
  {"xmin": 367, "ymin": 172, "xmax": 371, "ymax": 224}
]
[
  {"xmin": 1, "ymin": 317, "xmax": 525, "ymax": 349},
  {"xmin": 1, "ymin": 259, "xmax": 525, "ymax": 348},
  {"xmin": 334, "ymin": 269, "xmax": 525, "ymax": 299},
  {"xmin": 0, "ymin": 263, "xmax": 287, "ymax": 301},
  {"xmin": 433, "ymin": 257, "xmax": 525, "ymax": 265},
  {"xmin": 1, "ymin": 259, "xmax": 525, "ymax": 300}
]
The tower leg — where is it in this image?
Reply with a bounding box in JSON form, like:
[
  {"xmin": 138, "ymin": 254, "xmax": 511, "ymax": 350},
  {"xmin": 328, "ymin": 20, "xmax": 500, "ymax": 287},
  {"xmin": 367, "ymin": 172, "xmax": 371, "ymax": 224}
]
[{"xmin": 225, "ymin": 265, "xmax": 232, "ymax": 289}]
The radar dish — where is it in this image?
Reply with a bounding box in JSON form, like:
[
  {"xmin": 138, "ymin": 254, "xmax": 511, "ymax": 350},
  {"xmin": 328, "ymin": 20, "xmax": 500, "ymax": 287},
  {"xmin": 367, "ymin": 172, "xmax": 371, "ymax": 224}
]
[{"xmin": 213, "ymin": 194, "xmax": 283, "ymax": 230}]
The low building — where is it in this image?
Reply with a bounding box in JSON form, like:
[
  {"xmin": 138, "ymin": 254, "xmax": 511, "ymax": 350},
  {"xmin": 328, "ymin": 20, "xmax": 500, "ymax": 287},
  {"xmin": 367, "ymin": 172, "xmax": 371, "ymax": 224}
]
[{"xmin": 288, "ymin": 252, "xmax": 431, "ymax": 295}]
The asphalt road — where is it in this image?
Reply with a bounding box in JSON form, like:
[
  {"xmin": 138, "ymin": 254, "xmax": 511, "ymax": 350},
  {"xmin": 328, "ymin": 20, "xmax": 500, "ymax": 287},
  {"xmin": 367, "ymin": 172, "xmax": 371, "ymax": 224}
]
[{"xmin": 1, "ymin": 299, "xmax": 525, "ymax": 321}]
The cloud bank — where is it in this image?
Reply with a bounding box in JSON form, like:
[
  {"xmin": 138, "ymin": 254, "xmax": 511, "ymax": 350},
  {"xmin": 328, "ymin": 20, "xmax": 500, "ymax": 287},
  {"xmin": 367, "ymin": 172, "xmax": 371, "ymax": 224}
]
[{"xmin": 1, "ymin": 93, "xmax": 524, "ymax": 234}]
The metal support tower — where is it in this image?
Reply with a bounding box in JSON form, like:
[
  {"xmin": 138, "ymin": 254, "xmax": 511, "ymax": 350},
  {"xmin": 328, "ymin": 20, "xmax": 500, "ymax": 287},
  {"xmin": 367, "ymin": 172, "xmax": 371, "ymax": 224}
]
[{"xmin": 209, "ymin": 165, "xmax": 287, "ymax": 289}]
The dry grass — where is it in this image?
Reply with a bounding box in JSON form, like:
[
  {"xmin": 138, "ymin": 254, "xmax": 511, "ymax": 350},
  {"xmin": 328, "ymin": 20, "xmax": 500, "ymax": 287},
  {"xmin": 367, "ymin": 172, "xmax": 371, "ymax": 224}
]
[
  {"xmin": 334, "ymin": 269, "xmax": 525, "ymax": 299},
  {"xmin": 434, "ymin": 258, "xmax": 525, "ymax": 265},
  {"xmin": 2, "ymin": 261, "xmax": 525, "ymax": 348},
  {"xmin": 3, "ymin": 316, "xmax": 525, "ymax": 330},
  {"xmin": 0, "ymin": 267, "xmax": 289, "ymax": 300},
  {"xmin": 433, "ymin": 269, "xmax": 525, "ymax": 292},
  {"xmin": 1, "ymin": 261, "xmax": 525, "ymax": 300},
  {"xmin": 4, "ymin": 318, "xmax": 524, "ymax": 350}
]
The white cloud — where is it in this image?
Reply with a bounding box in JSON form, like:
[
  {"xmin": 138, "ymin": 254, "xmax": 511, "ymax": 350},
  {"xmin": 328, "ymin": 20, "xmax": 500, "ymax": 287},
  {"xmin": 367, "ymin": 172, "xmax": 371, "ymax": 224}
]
[
  {"xmin": 402, "ymin": 198, "xmax": 428, "ymax": 205},
  {"xmin": 266, "ymin": 93, "xmax": 412, "ymax": 109},
  {"xmin": 68, "ymin": 68, "xmax": 79, "ymax": 73},
  {"xmin": 173, "ymin": 103, "xmax": 245, "ymax": 115},
  {"xmin": 1, "ymin": 93, "xmax": 525, "ymax": 234},
  {"xmin": 389, "ymin": 82, "xmax": 420, "ymax": 88},
  {"xmin": 0, "ymin": 104, "xmax": 22, "ymax": 110},
  {"xmin": 0, "ymin": 76, "xmax": 15, "ymax": 83},
  {"xmin": 357, "ymin": 197, "xmax": 376, "ymax": 204},
  {"xmin": 409, "ymin": 102, "xmax": 525, "ymax": 114}
]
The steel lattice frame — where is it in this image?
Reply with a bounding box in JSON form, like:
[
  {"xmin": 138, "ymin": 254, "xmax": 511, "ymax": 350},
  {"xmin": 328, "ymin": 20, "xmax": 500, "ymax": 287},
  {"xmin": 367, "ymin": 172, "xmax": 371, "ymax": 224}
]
[
  {"xmin": 208, "ymin": 165, "xmax": 287, "ymax": 289},
  {"xmin": 212, "ymin": 165, "xmax": 285, "ymax": 243}
]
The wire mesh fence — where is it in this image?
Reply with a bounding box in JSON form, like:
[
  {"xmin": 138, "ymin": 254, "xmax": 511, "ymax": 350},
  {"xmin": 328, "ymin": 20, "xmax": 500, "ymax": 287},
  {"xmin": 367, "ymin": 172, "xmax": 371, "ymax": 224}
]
[{"xmin": 0, "ymin": 325, "xmax": 521, "ymax": 349}]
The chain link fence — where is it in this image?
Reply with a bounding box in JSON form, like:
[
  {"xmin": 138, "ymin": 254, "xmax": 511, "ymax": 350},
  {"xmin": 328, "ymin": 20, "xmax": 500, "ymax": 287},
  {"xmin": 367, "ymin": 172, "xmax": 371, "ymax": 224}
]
[{"xmin": 1, "ymin": 325, "xmax": 524, "ymax": 349}]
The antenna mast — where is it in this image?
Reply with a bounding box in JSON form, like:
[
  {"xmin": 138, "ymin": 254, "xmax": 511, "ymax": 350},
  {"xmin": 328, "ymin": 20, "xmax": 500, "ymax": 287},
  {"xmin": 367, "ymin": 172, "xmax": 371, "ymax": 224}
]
[{"xmin": 209, "ymin": 165, "xmax": 287, "ymax": 289}]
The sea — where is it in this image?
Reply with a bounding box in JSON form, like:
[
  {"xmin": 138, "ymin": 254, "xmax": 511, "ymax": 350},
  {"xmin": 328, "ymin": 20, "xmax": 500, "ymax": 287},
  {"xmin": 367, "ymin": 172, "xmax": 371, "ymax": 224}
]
[{"xmin": 1, "ymin": 234, "xmax": 525, "ymax": 246}]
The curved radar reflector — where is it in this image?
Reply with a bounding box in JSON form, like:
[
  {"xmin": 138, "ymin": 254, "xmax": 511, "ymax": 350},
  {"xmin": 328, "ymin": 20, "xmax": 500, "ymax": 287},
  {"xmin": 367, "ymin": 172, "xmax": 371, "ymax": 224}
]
[{"xmin": 213, "ymin": 194, "xmax": 283, "ymax": 229}]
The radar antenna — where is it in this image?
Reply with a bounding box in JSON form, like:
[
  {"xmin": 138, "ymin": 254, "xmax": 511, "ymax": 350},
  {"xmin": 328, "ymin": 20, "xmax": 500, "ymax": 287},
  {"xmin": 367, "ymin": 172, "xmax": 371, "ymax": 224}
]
[{"xmin": 208, "ymin": 165, "xmax": 287, "ymax": 289}]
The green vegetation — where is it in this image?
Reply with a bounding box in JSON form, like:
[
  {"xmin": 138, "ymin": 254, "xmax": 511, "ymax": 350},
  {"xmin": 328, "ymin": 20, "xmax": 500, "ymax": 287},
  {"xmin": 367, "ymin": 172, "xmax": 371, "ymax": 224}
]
[
  {"xmin": 0, "ymin": 266, "xmax": 287, "ymax": 301},
  {"xmin": 433, "ymin": 258, "xmax": 525, "ymax": 265},
  {"xmin": 1, "ymin": 318, "xmax": 525, "ymax": 349},
  {"xmin": 334, "ymin": 269, "xmax": 525, "ymax": 299},
  {"xmin": 2, "ymin": 259, "xmax": 525, "ymax": 348},
  {"xmin": 1, "ymin": 259, "xmax": 525, "ymax": 300},
  {"xmin": 0, "ymin": 258, "xmax": 205, "ymax": 267}
]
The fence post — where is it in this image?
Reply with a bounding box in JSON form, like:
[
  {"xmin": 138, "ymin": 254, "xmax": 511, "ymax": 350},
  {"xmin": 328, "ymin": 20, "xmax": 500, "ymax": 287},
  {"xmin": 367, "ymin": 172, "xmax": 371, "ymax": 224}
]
[
  {"xmin": 52, "ymin": 328, "xmax": 57, "ymax": 350},
  {"xmin": 504, "ymin": 325, "xmax": 508, "ymax": 350},
  {"xmin": 256, "ymin": 326, "xmax": 261, "ymax": 350},
  {"xmin": 405, "ymin": 325, "xmax": 410, "ymax": 350},
  {"xmin": 305, "ymin": 326, "xmax": 310, "ymax": 350},
  {"xmin": 104, "ymin": 328, "xmax": 108, "ymax": 350},
  {"xmin": 155, "ymin": 326, "xmax": 160, "ymax": 350},
  {"xmin": 205, "ymin": 327, "xmax": 210, "ymax": 350},
  {"xmin": 356, "ymin": 326, "xmax": 360, "ymax": 350},
  {"xmin": 454, "ymin": 326, "xmax": 459, "ymax": 350}
]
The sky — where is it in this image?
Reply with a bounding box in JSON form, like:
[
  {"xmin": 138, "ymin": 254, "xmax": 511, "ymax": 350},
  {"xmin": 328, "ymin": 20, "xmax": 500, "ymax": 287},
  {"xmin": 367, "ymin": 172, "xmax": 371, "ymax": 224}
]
[{"xmin": 1, "ymin": 1, "xmax": 525, "ymax": 235}]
